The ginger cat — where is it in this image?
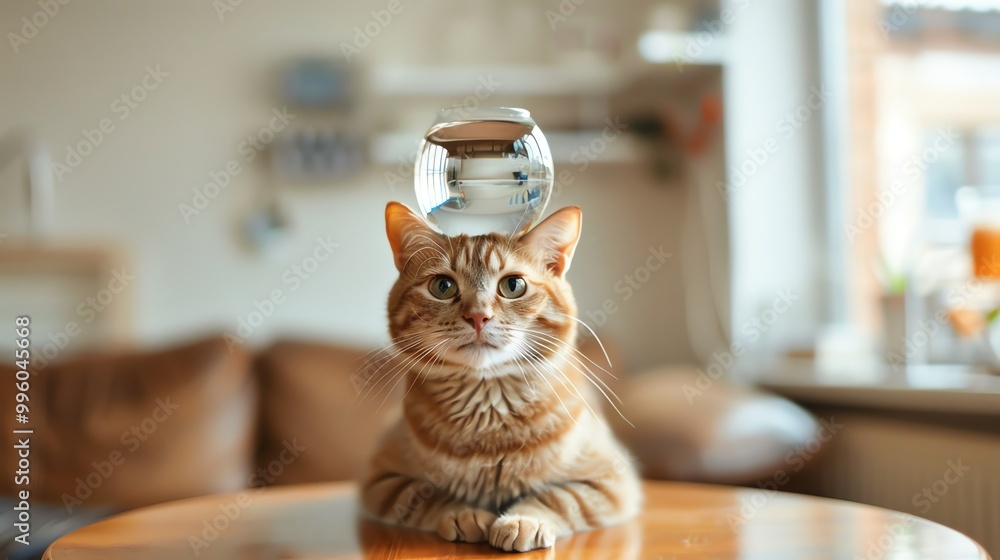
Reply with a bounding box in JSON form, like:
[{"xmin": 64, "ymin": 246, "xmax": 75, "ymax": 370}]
[{"xmin": 360, "ymin": 202, "xmax": 641, "ymax": 552}]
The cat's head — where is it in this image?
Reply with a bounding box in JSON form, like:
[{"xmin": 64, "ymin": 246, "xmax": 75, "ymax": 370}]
[{"xmin": 385, "ymin": 202, "xmax": 582, "ymax": 374}]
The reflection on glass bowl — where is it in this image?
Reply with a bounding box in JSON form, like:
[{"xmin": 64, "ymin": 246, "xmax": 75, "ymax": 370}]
[{"xmin": 415, "ymin": 107, "xmax": 553, "ymax": 237}]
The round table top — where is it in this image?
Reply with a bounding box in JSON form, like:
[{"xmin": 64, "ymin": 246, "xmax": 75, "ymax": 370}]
[{"xmin": 44, "ymin": 481, "xmax": 990, "ymax": 560}]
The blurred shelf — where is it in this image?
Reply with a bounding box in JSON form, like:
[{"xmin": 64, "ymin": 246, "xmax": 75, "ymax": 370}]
[
  {"xmin": 369, "ymin": 131, "xmax": 641, "ymax": 166},
  {"xmin": 636, "ymin": 31, "xmax": 729, "ymax": 66},
  {"xmin": 370, "ymin": 56, "xmax": 725, "ymax": 97},
  {"xmin": 0, "ymin": 242, "xmax": 125, "ymax": 272},
  {"xmin": 545, "ymin": 131, "xmax": 642, "ymax": 165},
  {"xmin": 371, "ymin": 64, "xmax": 621, "ymax": 96}
]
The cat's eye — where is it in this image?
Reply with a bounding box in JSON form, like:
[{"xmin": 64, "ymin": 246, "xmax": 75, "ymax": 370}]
[
  {"xmin": 428, "ymin": 275, "xmax": 458, "ymax": 300},
  {"xmin": 498, "ymin": 275, "xmax": 527, "ymax": 299}
]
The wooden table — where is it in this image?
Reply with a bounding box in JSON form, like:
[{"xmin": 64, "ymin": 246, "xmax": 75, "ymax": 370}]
[{"xmin": 44, "ymin": 481, "xmax": 990, "ymax": 560}]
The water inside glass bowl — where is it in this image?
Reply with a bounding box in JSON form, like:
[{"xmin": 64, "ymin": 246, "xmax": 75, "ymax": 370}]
[{"xmin": 415, "ymin": 107, "xmax": 553, "ymax": 236}]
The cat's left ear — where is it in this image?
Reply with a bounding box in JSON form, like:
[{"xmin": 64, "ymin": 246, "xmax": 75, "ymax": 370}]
[
  {"xmin": 520, "ymin": 206, "xmax": 582, "ymax": 278},
  {"xmin": 385, "ymin": 201, "xmax": 441, "ymax": 271}
]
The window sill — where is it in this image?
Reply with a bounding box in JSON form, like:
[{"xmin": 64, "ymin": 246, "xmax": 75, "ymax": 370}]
[{"xmin": 746, "ymin": 358, "xmax": 1000, "ymax": 416}]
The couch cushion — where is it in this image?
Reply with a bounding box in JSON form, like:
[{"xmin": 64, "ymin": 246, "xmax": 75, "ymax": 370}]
[
  {"xmin": 254, "ymin": 340, "xmax": 403, "ymax": 485},
  {"xmin": 608, "ymin": 367, "xmax": 819, "ymax": 484},
  {"xmin": 0, "ymin": 336, "xmax": 256, "ymax": 509}
]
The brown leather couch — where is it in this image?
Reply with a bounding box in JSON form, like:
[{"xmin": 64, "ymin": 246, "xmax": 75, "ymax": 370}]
[{"xmin": 0, "ymin": 335, "xmax": 818, "ymax": 557}]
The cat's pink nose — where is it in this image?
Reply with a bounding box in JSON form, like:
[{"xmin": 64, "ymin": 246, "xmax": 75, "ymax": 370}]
[{"xmin": 464, "ymin": 312, "xmax": 492, "ymax": 335}]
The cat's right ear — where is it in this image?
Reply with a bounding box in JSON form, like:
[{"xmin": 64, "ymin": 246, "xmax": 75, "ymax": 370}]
[
  {"xmin": 385, "ymin": 202, "xmax": 439, "ymax": 271},
  {"xmin": 520, "ymin": 206, "xmax": 582, "ymax": 278}
]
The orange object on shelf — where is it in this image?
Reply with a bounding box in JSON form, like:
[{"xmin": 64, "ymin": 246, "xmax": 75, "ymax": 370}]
[
  {"xmin": 948, "ymin": 308, "xmax": 986, "ymax": 338},
  {"xmin": 971, "ymin": 227, "xmax": 1000, "ymax": 278}
]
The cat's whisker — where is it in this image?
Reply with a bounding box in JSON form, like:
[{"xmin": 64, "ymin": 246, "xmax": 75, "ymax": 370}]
[
  {"xmin": 380, "ymin": 339, "xmax": 450, "ymax": 412},
  {"xmin": 518, "ymin": 333, "xmax": 612, "ymax": 393},
  {"xmin": 517, "ymin": 332, "xmax": 633, "ymax": 428},
  {"xmin": 555, "ymin": 312, "xmax": 614, "ymax": 369},
  {"xmin": 405, "ymin": 339, "xmax": 453, "ymax": 398},
  {"xmin": 407, "ymin": 234, "xmax": 451, "ymax": 266},
  {"xmin": 528, "ymin": 334, "xmax": 632, "ymax": 425},
  {"xmin": 354, "ymin": 336, "xmax": 430, "ymax": 397},
  {"xmin": 514, "ymin": 341, "xmax": 586, "ymax": 420},
  {"xmin": 409, "ymin": 232, "xmax": 447, "ymax": 249},
  {"xmin": 356, "ymin": 332, "xmax": 426, "ymax": 362},
  {"xmin": 400, "ymin": 244, "xmax": 449, "ymax": 273},
  {"xmin": 357, "ymin": 337, "xmax": 437, "ymax": 404},
  {"xmin": 366, "ymin": 341, "xmax": 442, "ymax": 407},
  {"xmin": 357, "ymin": 331, "xmax": 433, "ymax": 365},
  {"xmin": 508, "ymin": 206, "xmax": 534, "ymax": 241},
  {"xmin": 520, "ymin": 343, "xmax": 600, "ymax": 423},
  {"xmin": 511, "ymin": 324, "xmax": 617, "ymax": 380},
  {"xmin": 517, "ymin": 329, "xmax": 624, "ymax": 405},
  {"xmin": 356, "ymin": 335, "xmax": 426, "ymax": 372},
  {"xmin": 509, "ymin": 352, "xmax": 536, "ymax": 393},
  {"xmin": 356, "ymin": 344, "xmax": 391, "ymax": 363},
  {"xmin": 421, "ymin": 339, "xmax": 454, "ymax": 380},
  {"xmin": 513, "ymin": 344, "xmax": 576, "ymax": 422},
  {"xmin": 511, "ymin": 329, "xmax": 623, "ymax": 404},
  {"xmin": 394, "ymin": 370, "xmax": 424, "ymax": 405},
  {"xmin": 407, "ymin": 231, "xmax": 447, "ymax": 249},
  {"xmin": 417, "ymin": 340, "xmax": 463, "ymax": 388}
]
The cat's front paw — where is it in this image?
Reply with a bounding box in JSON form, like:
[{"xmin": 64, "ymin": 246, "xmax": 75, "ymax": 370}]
[
  {"xmin": 437, "ymin": 508, "xmax": 497, "ymax": 543},
  {"xmin": 489, "ymin": 515, "xmax": 556, "ymax": 552}
]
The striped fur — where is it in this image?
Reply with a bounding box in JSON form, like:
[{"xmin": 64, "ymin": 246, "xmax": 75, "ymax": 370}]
[{"xmin": 361, "ymin": 203, "xmax": 641, "ymax": 552}]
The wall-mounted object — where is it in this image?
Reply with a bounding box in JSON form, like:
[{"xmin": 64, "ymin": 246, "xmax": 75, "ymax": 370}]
[
  {"xmin": 271, "ymin": 128, "xmax": 365, "ymax": 181},
  {"xmin": 280, "ymin": 58, "xmax": 353, "ymax": 109},
  {"xmin": 0, "ymin": 129, "xmax": 53, "ymax": 238},
  {"xmin": 243, "ymin": 198, "xmax": 290, "ymax": 252}
]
